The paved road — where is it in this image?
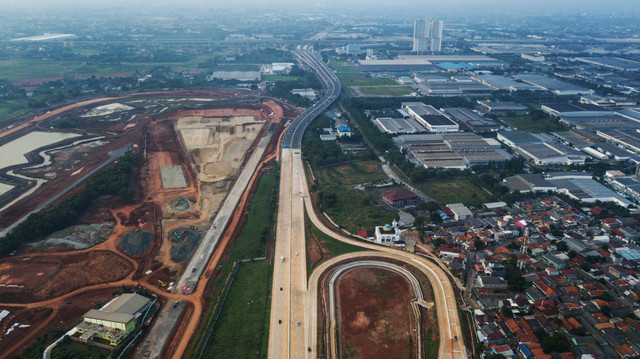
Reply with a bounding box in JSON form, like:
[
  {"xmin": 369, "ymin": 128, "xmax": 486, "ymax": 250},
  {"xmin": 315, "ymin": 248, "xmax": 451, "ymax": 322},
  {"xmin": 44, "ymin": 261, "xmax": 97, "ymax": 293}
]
[
  {"xmin": 0, "ymin": 145, "xmax": 130, "ymax": 237},
  {"xmin": 268, "ymin": 50, "xmax": 465, "ymax": 359},
  {"xmin": 268, "ymin": 49, "xmax": 341, "ymax": 359},
  {"xmin": 175, "ymin": 130, "xmax": 274, "ymax": 294},
  {"xmin": 281, "ymin": 50, "xmax": 341, "ymax": 149},
  {"xmin": 135, "ymin": 300, "xmax": 185, "ymax": 359},
  {"xmin": 298, "ymin": 155, "xmax": 467, "ymax": 359}
]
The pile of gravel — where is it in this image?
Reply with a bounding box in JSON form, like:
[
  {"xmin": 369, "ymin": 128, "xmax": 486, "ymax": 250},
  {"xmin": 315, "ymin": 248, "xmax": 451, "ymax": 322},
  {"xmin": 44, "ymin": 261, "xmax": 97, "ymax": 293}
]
[
  {"xmin": 38, "ymin": 223, "xmax": 115, "ymax": 249},
  {"xmin": 118, "ymin": 230, "xmax": 153, "ymax": 256},
  {"xmin": 170, "ymin": 228, "xmax": 202, "ymax": 263},
  {"xmin": 170, "ymin": 197, "xmax": 190, "ymax": 212}
]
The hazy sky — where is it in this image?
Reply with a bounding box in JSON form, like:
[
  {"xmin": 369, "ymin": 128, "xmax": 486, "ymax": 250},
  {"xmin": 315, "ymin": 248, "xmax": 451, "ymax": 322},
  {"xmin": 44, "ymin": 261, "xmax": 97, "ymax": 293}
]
[{"xmin": 0, "ymin": 0, "xmax": 637, "ymax": 15}]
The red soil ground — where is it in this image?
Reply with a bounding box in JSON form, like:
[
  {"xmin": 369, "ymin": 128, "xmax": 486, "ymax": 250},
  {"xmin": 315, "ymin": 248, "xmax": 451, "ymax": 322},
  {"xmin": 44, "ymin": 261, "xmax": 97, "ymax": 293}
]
[
  {"xmin": 337, "ymin": 268, "xmax": 414, "ymax": 359},
  {"xmin": 0, "ymin": 251, "xmax": 133, "ymax": 303}
]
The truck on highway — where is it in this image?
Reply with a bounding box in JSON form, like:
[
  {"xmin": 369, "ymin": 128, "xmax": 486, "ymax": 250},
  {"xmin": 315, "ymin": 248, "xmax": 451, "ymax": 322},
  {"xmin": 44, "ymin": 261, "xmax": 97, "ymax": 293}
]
[{"xmin": 280, "ymin": 256, "xmax": 285, "ymax": 262}]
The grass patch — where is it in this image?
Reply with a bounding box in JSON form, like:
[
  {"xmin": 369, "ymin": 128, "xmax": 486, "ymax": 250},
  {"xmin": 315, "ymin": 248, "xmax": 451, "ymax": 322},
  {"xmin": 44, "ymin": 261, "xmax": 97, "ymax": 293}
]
[
  {"xmin": 305, "ymin": 211, "xmax": 365, "ymax": 275},
  {"xmin": 314, "ymin": 160, "xmax": 387, "ymax": 186},
  {"xmin": 320, "ymin": 185, "xmax": 396, "ymax": 233},
  {"xmin": 0, "ymin": 101, "xmax": 32, "ymax": 123},
  {"xmin": 423, "ymin": 328, "xmax": 439, "ymax": 359},
  {"xmin": 498, "ymin": 113, "xmax": 565, "ymax": 133},
  {"xmin": 50, "ymin": 336, "xmax": 110, "ymax": 359},
  {"xmin": 200, "ymin": 260, "xmax": 271, "ymax": 359},
  {"xmin": 356, "ymin": 86, "xmax": 415, "ymax": 96},
  {"xmin": 229, "ymin": 167, "xmax": 278, "ymax": 260},
  {"xmin": 339, "ymin": 75, "xmax": 397, "ymax": 87},
  {"xmin": 185, "ymin": 166, "xmax": 278, "ymax": 358},
  {"xmin": 331, "ymin": 65, "xmax": 357, "ymax": 73},
  {"xmin": 262, "ymin": 75, "xmax": 301, "ymax": 82},
  {"xmin": 414, "ymin": 178, "xmax": 492, "ymax": 207},
  {"xmin": 312, "ymin": 160, "xmax": 396, "ymax": 233}
]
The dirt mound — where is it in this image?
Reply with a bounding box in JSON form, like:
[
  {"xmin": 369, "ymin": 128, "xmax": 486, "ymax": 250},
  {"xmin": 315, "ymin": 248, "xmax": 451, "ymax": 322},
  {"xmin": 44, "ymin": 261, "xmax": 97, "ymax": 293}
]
[
  {"xmin": 169, "ymin": 228, "xmax": 202, "ymax": 263},
  {"xmin": 119, "ymin": 230, "xmax": 154, "ymax": 256},
  {"xmin": 170, "ymin": 197, "xmax": 191, "ymax": 212},
  {"xmin": 36, "ymin": 223, "xmax": 115, "ymax": 250}
]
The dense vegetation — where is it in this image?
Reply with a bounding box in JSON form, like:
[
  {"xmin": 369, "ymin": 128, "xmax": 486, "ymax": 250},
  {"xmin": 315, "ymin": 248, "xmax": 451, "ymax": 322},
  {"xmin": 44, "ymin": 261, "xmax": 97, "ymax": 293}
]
[
  {"xmin": 302, "ymin": 114, "xmax": 375, "ymax": 168},
  {"xmin": 268, "ymin": 66, "xmax": 323, "ymax": 107},
  {"xmin": 0, "ymin": 153, "xmax": 135, "ymax": 257},
  {"xmin": 15, "ymin": 329, "xmax": 66, "ymax": 359}
]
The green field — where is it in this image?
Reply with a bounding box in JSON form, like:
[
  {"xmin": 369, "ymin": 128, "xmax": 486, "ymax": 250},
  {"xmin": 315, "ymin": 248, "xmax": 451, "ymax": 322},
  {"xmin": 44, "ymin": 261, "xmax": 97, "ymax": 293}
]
[
  {"xmin": 187, "ymin": 167, "xmax": 278, "ymax": 358},
  {"xmin": 0, "ymin": 58, "xmax": 259, "ymax": 81},
  {"xmin": 499, "ymin": 114, "xmax": 565, "ymax": 133},
  {"xmin": 331, "ymin": 65, "xmax": 357, "ymax": 73},
  {"xmin": 314, "ymin": 160, "xmax": 387, "ymax": 186},
  {"xmin": 228, "ymin": 167, "xmax": 278, "ymax": 260},
  {"xmin": 50, "ymin": 336, "xmax": 110, "ymax": 359},
  {"xmin": 262, "ymin": 75, "xmax": 301, "ymax": 83},
  {"xmin": 313, "ymin": 161, "xmax": 396, "ymax": 233},
  {"xmin": 305, "ymin": 212, "xmax": 365, "ymax": 275},
  {"xmin": 415, "ymin": 178, "xmax": 492, "ymax": 207},
  {"xmin": 201, "ymin": 260, "xmax": 271, "ymax": 359},
  {"xmin": 357, "ymin": 86, "xmax": 415, "ymax": 96},
  {"xmin": 0, "ymin": 102, "xmax": 32, "ymax": 123},
  {"xmin": 338, "ymin": 75, "xmax": 398, "ymax": 87}
]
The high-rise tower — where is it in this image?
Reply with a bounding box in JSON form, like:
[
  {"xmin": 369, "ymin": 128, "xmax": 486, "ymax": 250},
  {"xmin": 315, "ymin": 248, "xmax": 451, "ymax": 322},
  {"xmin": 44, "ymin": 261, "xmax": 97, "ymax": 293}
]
[
  {"xmin": 430, "ymin": 20, "xmax": 443, "ymax": 52},
  {"xmin": 413, "ymin": 19, "xmax": 430, "ymax": 52}
]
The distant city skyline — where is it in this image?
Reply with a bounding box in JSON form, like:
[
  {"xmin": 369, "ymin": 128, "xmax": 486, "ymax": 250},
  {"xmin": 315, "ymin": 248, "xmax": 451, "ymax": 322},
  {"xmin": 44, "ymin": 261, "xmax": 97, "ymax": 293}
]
[{"xmin": 413, "ymin": 19, "xmax": 443, "ymax": 53}]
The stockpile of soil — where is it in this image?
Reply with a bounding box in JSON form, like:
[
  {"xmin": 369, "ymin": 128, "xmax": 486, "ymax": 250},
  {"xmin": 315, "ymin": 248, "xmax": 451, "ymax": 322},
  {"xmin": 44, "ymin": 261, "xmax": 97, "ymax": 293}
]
[
  {"xmin": 118, "ymin": 230, "xmax": 153, "ymax": 256},
  {"xmin": 170, "ymin": 197, "xmax": 190, "ymax": 212},
  {"xmin": 37, "ymin": 223, "xmax": 115, "ymax": 250},
  {"xmin": 169, "ymin": 228, "xmax": 202, "ymax": 263}
]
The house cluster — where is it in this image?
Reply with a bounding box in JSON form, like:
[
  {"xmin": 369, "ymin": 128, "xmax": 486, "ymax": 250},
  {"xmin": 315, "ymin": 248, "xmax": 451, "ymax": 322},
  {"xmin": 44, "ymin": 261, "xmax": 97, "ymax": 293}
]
[{"xmin": 421, "ymin": 195, "xmax": 640, "ymax": 358}]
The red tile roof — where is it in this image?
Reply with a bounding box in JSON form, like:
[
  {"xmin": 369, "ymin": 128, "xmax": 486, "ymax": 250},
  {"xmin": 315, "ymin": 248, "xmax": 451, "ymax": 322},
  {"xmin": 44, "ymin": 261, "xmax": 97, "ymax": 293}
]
[{"xmin": 381, "ymin": 188, "xmax": 418, "ymax": 201}]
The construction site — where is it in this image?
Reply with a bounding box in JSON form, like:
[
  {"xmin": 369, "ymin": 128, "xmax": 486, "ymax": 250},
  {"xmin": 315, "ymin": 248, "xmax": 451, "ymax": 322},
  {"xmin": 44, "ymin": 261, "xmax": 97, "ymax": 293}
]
[{"xmin": 0, "ymin": 88, "xmax": 295, "ymax": 358}]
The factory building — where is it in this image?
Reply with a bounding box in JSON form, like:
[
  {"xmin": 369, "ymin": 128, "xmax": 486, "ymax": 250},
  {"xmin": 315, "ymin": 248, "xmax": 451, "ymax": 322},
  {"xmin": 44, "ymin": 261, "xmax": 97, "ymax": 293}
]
[
  {"xmin": 77, "ymin": 293, "xmax": 152, "ymax": 346},
  {"xmin": 402, "ymin": 102, "xmax": 459, "ymax": 133},
  {"xmin": 497, "ymin": 130, "xmax": 542, "ymax": 148},
  {"xmin": 357, "ymin": 59, "xmax": 435, "ymax": 72},
  {"xmin": 442, "ymin": 107, "xmax": 501, "ymax": 132}
]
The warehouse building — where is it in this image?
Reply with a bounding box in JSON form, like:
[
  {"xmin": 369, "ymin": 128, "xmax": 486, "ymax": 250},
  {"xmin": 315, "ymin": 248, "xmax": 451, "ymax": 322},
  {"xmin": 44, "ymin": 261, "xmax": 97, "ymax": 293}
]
[
  {"xmin": 473, "ymin": 74, "xmax": 540, "ymax": 92},
  {"xmin": 442, "ymin": 107, "xmax": 501, "ymax": 132},
  {"xmin": 497, "ymin": 130, "xmax": 542, "ymax": 148},
  {"xmin": 394, "ymin": 133, "xmax": 511, "ymax": 169},
  {"xmin": 513, "ymin": 74, "xmax": 594, "ymax": 96},
  {"xmin": 575, "ymin": 57, "xmax": 640, "ymax": 72},
  {"xmin": 418, "ymin": 79, "xmax": 494, "ymax": 96},
  {"xmin": 517, "ymin": 142, "xmax": 587, "ymax": 165},
  {"xmin": 477, "ymin": 100, "xmax": 528, "ymax": 113},
  {"xmin": 402, "ymin": 102, "xmax": 459, "ymax": 133},
  {"xmin": 77, "ymin": 293, "xmax": 152, "ymax": 346},
  {"xmin": 608, "ymin": 175, "xmax": 640, "ymax": 203},
  {"xmin": 373, "ymin": 117, "xmax": 427, "ymax": 134},
  {"xmin": 447, "ymin": 203, "xmax": 472, "ymax": 220},
  {"xmin": 597, "ymin": 130, "xmax": 640, "ymax": 154},
  {"xmin": 541, "ymin": 103, "xmax": 607, "ymax": 117},
  {"xmin": 357, "ymin": 59, "xmax": 435, "ymax": 72}
]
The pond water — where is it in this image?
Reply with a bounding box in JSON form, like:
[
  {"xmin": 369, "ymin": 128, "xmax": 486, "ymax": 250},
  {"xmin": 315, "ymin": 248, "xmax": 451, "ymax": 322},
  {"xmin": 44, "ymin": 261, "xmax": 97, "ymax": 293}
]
[
  {"xmin": 0, "ymin": 131, "xmax": 80, "ymax": 170},
  {"xmin": 0, "ymin": 131, "xmax": 80, "ymax": 196}
]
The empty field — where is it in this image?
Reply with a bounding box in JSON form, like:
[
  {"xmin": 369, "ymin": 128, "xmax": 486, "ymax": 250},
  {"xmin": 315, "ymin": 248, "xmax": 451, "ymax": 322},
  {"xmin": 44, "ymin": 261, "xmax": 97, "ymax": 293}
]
[
  {"xmin": 415, "ymin": 178, "xmax": 492, "ymax": 206},
  {"xmin": 314, "ymin": 160, "xmax": 386, "ymax": 186},
  {"xmin": 499, "ymin": 114, "xmax": 565, "ymax": 133},
  {"xmin": 356, "ymin": 86, "xmax": 415, "ymax": 96},
  {"xmin": 338, "ymin": 75, "xmax": 398, "ymax": 87}
]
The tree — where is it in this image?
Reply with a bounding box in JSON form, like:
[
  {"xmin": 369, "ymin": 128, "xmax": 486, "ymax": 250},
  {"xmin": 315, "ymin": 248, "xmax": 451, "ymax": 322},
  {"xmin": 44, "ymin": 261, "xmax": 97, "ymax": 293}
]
[
  {"xmin": 556, "ymin": 240, "xmax": 568, "ymax": 252},
  {"xmin": 541, "ymin": 332, "xmax": 570, "ymax": 353},
  {"xmin": 501, "ymin": 306, "xmax": 513, "ymax": 317}
]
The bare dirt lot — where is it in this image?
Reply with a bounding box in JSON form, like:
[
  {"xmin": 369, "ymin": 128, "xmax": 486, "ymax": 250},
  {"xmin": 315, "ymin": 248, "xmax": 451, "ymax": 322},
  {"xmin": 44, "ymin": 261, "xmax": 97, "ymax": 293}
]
[
  {"xmin": 176, "ymin": 114, "xmax": 264, "ymax": 183},
  {"xmin": 337, "ymin": 268, "xmax": 414, "ymax": 359},
  {"xmin": 0, "ymin": 251, "xmax": 133, "ymax": 302}
]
